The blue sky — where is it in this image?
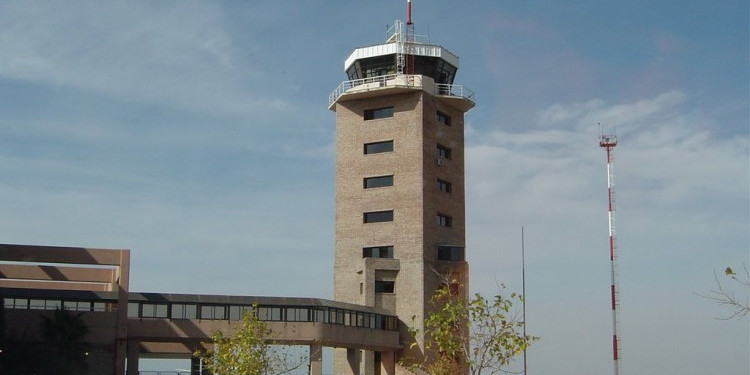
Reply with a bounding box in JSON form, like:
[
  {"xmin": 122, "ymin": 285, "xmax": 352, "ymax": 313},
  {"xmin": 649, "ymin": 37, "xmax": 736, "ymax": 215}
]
[{"xmin": 1, "ymin": 1, "xmax": 747, "ymax": 374}]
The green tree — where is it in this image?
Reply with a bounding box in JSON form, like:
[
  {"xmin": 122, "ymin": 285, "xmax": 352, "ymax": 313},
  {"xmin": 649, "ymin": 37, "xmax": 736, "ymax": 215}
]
[
  {"xmin": 410, "ymin": 282, "xmax": 537, "ymax": 375},
  {"xmin": 194, "ymin": 307, "xmax": 306, "ymax": 375},
  {"xmin": 0, "ymin": 308, "xmax": 90, "ymax": 375},
  {"xmin": 38, "ymin": 309, "xmax": 90, "ymax": 375}
]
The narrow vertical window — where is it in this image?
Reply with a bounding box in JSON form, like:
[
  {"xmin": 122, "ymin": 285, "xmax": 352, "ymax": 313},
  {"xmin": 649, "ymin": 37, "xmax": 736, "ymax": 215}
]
[
  {"xmin": 437, "ymin": 179, "xmax": 452, "ymax": 193},
  {"xmin": 437, "ymin": 213, "xmax": 452, "ymax": 227},
  {"xmin": 437, "ymin": 144, "xmax": 452, "ymax": 159},
  {"xmin": 437, "ymin": 111, "xmax": 451, "ymax": 126}
]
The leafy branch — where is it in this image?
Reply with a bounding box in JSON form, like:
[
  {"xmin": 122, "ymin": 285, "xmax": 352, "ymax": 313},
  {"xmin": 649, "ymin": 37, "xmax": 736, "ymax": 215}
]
[
  {"xmin": 700, "ymin": 264, "xmax": 749, "ymax": 320},
  {"xmin": 194, "ymin": 306, "xmax": 306, "ymax": 375},
  {"xmin": 405, "ymin": 277, "xmax": 538, "ymax": 375}
]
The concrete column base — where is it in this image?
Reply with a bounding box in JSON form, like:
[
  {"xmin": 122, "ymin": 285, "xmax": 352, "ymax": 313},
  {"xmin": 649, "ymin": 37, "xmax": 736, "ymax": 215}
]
[
  {"xmin": 125, "ymin": 341, "xmax": 139, "ymax": 375},
  {"xmin": 379, "ymin": 351, "xmax": 396, "ymax": 375},
  {"xmin": 347, "ymin": 348, "xmax": 361, "ymax": 375},
  {"xmin": 309, "ymin": 344, "xmax": 323, "ymax": 375}
]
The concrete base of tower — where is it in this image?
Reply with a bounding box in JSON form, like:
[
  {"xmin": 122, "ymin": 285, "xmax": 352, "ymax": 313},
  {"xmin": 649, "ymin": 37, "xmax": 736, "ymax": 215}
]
[{"xmin": 334, "ymin": 348, "xmax": 399, "ymax": 375}]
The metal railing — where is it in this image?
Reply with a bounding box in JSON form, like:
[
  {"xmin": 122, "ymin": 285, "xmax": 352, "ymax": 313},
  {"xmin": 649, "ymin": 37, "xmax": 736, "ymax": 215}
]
[
  {"xmin": 436, "ymin": 83, "xmax": 475, "ymax": 102},
  {"xmin": 329, "ymin": 74, "xmax": 474, "ymax": 107}
]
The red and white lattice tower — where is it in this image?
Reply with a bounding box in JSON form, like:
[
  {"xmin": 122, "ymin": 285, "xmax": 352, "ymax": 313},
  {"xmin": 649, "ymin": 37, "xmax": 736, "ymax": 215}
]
[{"xmin": 600, "ymin": 128, "xmax": 621, "ymax": 375}]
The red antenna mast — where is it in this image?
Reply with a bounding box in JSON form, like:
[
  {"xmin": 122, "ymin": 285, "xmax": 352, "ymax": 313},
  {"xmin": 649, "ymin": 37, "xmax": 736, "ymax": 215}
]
[
  {"xmin": 406, "ymin": 0, "xmax": 413, "ymax": 25},
  {"xmin": 405, "ymin": 0, "xmax": 415, "ymax": 74},
  {"xmin": 599, "ymin": 124, "xmax": 622, "ymax": 375}
]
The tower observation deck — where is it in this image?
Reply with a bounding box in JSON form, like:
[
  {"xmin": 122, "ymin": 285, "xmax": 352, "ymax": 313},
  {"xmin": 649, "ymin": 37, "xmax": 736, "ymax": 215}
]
[
  {"xmin": 329, "ymin": 21, "xmax": 474, "ymax": 111},
  {"xmin": 329, "ymin": 9, "xmax": 475, "ymax": 375}
]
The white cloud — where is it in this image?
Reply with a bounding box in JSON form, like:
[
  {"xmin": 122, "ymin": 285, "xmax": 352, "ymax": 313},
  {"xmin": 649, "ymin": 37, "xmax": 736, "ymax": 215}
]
[{"xmin": 0, "ymin": 1, "xmax": 288, "ymax": 117}]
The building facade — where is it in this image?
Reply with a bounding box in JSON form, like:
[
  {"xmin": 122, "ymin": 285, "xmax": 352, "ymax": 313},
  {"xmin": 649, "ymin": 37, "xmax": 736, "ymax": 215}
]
[
  {"xmin": 0, "ymin": 244, "xmax": 400, "ymax": 375},
  {"xmin": 330, "ymin": 20, "xmax": 474, "ymax": 375}
]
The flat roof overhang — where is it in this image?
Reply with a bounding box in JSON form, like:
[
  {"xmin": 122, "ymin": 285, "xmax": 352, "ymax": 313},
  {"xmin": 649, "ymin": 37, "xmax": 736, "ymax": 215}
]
[{"xmin": 344, "ymin": 42, "xmax": 459, "ymax": 72}]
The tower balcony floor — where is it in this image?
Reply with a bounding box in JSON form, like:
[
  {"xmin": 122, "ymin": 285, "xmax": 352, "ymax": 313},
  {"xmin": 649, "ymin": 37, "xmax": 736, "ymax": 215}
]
[{"xmin": 329, "ymin": 74, "xmax": 474, "ymax": 111}]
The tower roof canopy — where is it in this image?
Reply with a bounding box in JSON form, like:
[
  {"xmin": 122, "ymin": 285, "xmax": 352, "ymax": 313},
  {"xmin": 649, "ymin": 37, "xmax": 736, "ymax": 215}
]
[{"xmin": 344, "ymin": 41, "xmax": 460, "ymax": 85}]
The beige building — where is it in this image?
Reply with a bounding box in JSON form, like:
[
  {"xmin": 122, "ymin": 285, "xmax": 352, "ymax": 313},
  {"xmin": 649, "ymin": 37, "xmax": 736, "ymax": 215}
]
[
  {"xmin": 329, "ymin": 20, "xmax": 474, "ymax": 375},
  {"xmin": 0, "ymin": 244, "xmax": 400, "ymax": 375}
]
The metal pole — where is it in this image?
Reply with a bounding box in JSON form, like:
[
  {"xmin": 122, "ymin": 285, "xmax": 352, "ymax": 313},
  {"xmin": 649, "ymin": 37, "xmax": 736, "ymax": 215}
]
[{"xmin": 522, "ymin": 226, "xmax": 527, "ymax": 375}]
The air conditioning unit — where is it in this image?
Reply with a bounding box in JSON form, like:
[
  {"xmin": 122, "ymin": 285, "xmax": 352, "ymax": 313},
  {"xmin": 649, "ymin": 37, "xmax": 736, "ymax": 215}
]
[{"xmin": 437, "ymin": 158, "xmax": 444, "ymax": 166}]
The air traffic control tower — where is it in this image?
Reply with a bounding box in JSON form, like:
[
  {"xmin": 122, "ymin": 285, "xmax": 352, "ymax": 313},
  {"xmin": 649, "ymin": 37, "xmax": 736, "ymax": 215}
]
[{"xmin": 328, "ymin": 4, "xmax": 475, "ymax": 374}]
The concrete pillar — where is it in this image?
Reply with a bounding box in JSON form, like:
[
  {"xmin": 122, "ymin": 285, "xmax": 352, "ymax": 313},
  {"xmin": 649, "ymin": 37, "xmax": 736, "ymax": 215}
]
[
  {"xmin": 347, "ymin": 348, "xmax": 361, "ymax": 375},
  {"xmin": 309, "ymin": 344, "xmax": 323, "ymax": 375},
  {"xmin": 125, "ymin": 341, "xmax": 139, "ymax": 375},
  {"xmin": 379, "ymin": 351, "xmax": 396, "ymax": 375}
]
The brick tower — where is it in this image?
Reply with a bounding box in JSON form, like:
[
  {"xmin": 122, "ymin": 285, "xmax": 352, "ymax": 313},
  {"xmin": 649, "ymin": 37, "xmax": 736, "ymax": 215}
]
[{"xmin": 328, "ymin": 13, "xmax": 474, "ymax": 375}]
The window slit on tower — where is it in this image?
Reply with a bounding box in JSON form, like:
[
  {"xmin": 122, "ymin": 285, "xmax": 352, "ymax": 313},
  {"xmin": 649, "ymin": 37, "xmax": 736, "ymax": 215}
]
[
  {"xmin": 364, "ymin": 106, "xmax": 394, "ymax": 120},
  {"xmin": 437, "ymin": 179, "xmax": 452, "ymax": 193},
  {"xmin": 437, "ymin": 111, "xmax": 452, "ymax": 126},
  {"xmin": 364, "ymin": 175, "xmax": 394, "ymax": 189},
  {"xmin": 364, "ymin": 210, "xmax": 394, "ymax": 223},
  {"xmin": 363, "ymin": 246, "xmax": 394, "ymax": 258},
  {"xmin": 364, "ymin": 140, "xmax": 394, "ymax": 154}
]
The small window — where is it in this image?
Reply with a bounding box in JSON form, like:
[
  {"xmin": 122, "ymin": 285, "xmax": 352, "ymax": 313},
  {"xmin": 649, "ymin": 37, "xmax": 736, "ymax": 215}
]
[
  {"xmin": 437, "ymin": 144, "xmax": 452, "ymax": 159},
  {"xmin": 364, "ymin": 175, "xmax": 393, "ymax": 189},
  {"xmin": 63, "ymin": 301, "xmax": 77, "ymax": 310},
  {"xmin": 364, "ymin": 140, "xmax": 394, "ymax": 154},
  {"xmin": 437, "ymin": 179, "xmax": 452, "ymax": 193},
  {"xmin": 314, "ymin": 309, "xmax": 326, "ymax": 323},
  {"xmin": 437, "ymin": 111, "xmax": 452, "ymax": 126},
  {"xmin": 45, "ymin": 300, "xmax": 62, "ymax": 310},
  {"xmin": 437, "ymin": 213, "xmax": 452, "ymax": 227},
  {"xmin": 201, "ymin": 305, "xmax": 226, "ymax": 320},
  {"xmin": 437, "ymin": 246, "xmax": 465, "ymax": 261},
  {"xmin": 63, "ymin": 301, "xmax": 93, "ymax": 311},
  {"xmin": 228, "ymin": 306, "xmax": 243, "ymax": 321},
  {"xmin": 364, "ymin": 210, "xmax": 394, "ymax": 223},
  {"xmin": 258, "ymin": 306, "xmax": 283, "ymax": 321},
  {"xmin": 128, "ymin": 302, "xmax": 140, "ymax": 318},
  {"xmin": 172, "ymin": 304, "xmax": 198, "ymax": 319},
  {"xmin": 363, "ymin": 246, "xmax": 394, "ymax": 258},
  {"xmin": 142, "ymin": 303, "xmax": 168, "ymax": 318},
  {"xmin": 375, "ymin": 281, "xmax": 395, "ymax": 293},
  {"xmin": 287, "ymin": 307, "xmax": 310, "ymax": 322},
  {"xmin": 364, "ymin": 106, "xmax": 394, "ymax": 120}
]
